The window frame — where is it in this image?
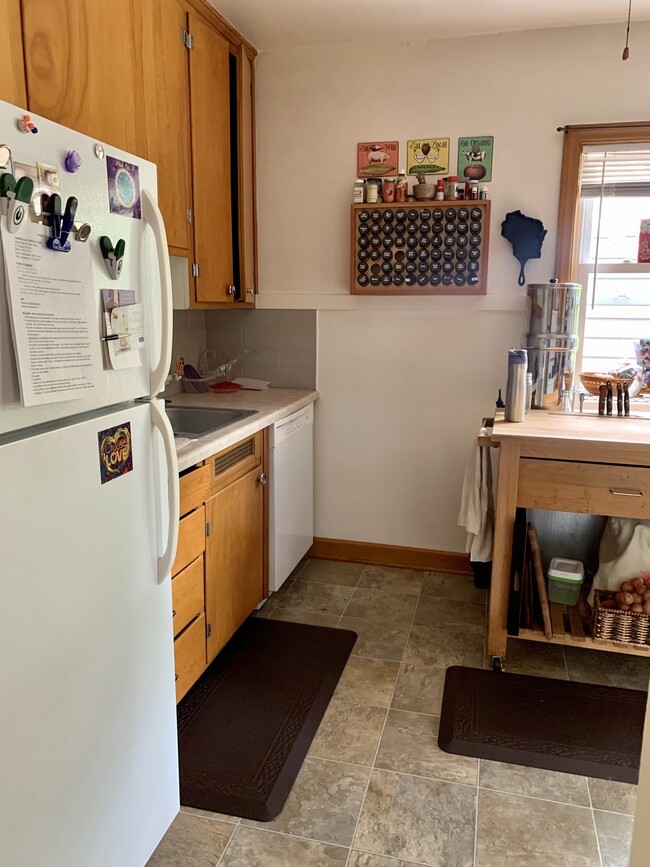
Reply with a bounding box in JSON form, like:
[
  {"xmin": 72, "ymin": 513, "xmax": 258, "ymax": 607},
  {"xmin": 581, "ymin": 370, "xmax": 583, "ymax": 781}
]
[{"xmin": 555, "ymin": 122, "xmax": 650, "ymax": 281}]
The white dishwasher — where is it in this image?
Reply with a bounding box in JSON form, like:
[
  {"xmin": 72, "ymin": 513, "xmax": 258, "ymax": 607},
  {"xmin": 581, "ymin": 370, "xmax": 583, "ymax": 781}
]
[{"xmin": 269, "ymin": 404, "xmax": 314, "ymax": 592}]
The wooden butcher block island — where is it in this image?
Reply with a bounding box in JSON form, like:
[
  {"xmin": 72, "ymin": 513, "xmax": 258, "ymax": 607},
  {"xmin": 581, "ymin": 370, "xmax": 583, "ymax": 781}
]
[{"xmin": 486, "ymin": 411, "xmax": 650, "ymax": 668}]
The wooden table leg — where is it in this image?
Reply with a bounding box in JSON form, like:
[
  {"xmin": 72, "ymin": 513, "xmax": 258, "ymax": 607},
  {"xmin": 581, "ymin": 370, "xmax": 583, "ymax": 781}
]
[{"xmin": 487, "ymin": 440, "xmax": 520, "ymax": 661}]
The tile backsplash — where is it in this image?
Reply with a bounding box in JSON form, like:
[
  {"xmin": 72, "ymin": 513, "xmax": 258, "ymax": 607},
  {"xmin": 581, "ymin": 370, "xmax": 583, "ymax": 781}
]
[
  {"xmin": 205, "ymin": 309, "xmax": 317, "ymax": 388},
  {"xmin": 172, "ymin": 309, "xmax": 207, "ymax": 372}
]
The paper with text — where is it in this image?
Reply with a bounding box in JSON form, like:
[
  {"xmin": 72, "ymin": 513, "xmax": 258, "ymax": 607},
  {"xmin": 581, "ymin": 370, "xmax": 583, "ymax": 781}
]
[{"xmin": 1, "ymin": 219, "xmax": 102, "ymax": 405}]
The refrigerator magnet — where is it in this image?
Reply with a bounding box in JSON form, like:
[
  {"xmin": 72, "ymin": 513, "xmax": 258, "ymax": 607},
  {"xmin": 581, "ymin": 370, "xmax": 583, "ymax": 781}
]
[
  {"xmin": 99, "ymin": 236, "xmax": 125, "ymax": 279},
  {"xmin": 106, "ymin": 156, "xmax": 141, "ymax": 219},
  {"xmin": 1, "ymin": 173, "xmax": 34, "ymax": 233},
  {"xmin": 98, "ymin": 422, "xmax": 133, "ymax": 484}
]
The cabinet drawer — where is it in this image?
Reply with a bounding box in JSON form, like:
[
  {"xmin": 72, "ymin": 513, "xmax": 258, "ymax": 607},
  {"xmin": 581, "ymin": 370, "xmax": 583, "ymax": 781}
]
[
  {"xmin": 172, "ymin": 556, "xmax": 204, "ymax": 637},
  {"xmin": 179, "ymin": 464, "xmax": 211, "ymax": 517},
  {"xmin": 174, "ymin": 613, "xmax": 206, "ymax": 703},
  {"xmin": 517, "ymin": 459, "xmax": 650, "ymax": 518},
  {"xmin": 172, "ymin": 506, "xmax": 206, "ymax": 576}
]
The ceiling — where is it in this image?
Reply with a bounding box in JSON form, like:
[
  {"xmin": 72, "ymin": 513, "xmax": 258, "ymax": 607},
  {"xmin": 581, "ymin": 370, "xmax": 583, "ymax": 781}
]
[{"xmin": 210, "ymin": 0, "xmax": 650, "ymax": 50}]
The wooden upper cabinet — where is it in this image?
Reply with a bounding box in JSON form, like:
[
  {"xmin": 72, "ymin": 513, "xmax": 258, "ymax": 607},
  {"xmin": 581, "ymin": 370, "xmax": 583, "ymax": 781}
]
[
  {"xmin": 238, "ymin": 45, "xmax": 256, "ymax": 301},
  {"xmin": 0, "ymin": 0, "xmax": 27, "ymax": 106},
  {"xmin": 188, "ymin": 13, "xmax": 234, "ymax": 304},
  {"xmin": 22, "ymin": 0, "xmax": 149, "ymax": 156},
  {"xmin": 143, "ymin": 0, "xmax": 193, "ymax": 255}
]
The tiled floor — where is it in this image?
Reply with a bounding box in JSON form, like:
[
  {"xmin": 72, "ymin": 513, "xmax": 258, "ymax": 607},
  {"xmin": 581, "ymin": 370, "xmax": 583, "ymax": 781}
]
[{"xmin": 148, "ymin": 559, "xmax": 647, "ymax": 867}]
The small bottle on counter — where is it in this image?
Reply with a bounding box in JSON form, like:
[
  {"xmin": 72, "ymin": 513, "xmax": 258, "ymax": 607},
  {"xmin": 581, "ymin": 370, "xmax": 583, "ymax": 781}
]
[
  {"xmin": 624, "ymin": 381, "xmax": 630, "ymax": 416},
  {"xmin": 598, "ymin": 383, "xmax": 607, "ymax": 416},
  {"xmin": 383, "ymin": 177, "xmax": 396, "ymax": 202},
  {"xmin": 469, "ymin": 180, "xmax": 479, "ymax": 200},
  {"xmin": 353, "ymin": 178, "xmax": 365, "ymax": 204},
  {"xmin": 395, "ymin": 170, "xmax": 408, "ymax": 202},
  {"xmin": 617, "ymin": 382, "xmax": 623, "ymax": 416},
  {"xmin": 606, "ymin": 380, "xmax": 613, "ymax": 416},
  {"xmin": 435, "ymin": 178, "xmax": 445, "ymax": 201},
  {"xmin": 525, "ymin": 371, "xmax": 534, "ymax": 411},
  {"xmin": 479, "ymin": 185, "xmax": 489, "ymax": 200}
]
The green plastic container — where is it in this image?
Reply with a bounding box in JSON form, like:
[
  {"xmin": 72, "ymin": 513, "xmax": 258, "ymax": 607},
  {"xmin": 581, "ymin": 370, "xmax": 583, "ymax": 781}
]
[{"xmin": 547, "ymin": 558, "xmax": 585, "ymax": 606}]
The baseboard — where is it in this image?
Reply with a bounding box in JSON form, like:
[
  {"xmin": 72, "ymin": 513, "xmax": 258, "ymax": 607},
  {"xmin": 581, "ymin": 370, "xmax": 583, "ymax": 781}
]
[{"xmin": 308, "ymin": 537, "xmax": 472, "ymax": 575}]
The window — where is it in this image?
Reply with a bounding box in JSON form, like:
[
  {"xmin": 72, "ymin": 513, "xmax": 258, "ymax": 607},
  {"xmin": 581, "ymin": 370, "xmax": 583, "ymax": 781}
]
[{"xmin": 556, "ymin": 123, "xmax": 650, "ymax": 376}]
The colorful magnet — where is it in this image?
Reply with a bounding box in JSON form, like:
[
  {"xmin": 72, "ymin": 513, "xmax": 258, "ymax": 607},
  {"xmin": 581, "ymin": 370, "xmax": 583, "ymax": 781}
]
[
  {"xmin": 46, "ymin": 194, "xmax": 77, "ymax": 252},
  {"xmin": 99, "ymin": 235, "xmax": 125, "ymax": 279},
  {"xmin": 1, "ymin": 173, "xmax": 33, "ymax": 232},
  {"xmin": 0, "ymin": 144, "xmax": 11, "ymax": 169},
  {"xmin": 106, "ymin": 156, "xmax": 141, "ymax": 219},
  {"xmin": 17, "ymin": 114, "xmax": 38, "ymax": 134},
  {"xmin": 98, "ymin": 422, "xmax": 133, "ymax": 484},
  {"xmin": 64, "ymin": 150, "xmax": 82, "ymax": 173}
]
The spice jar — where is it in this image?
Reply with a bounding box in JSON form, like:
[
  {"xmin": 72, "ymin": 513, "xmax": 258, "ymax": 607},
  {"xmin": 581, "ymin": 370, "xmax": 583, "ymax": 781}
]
[
  {"xmin": 468, "ymin": 180, "xmax": 479, "ymax": 200},
  {"xmin": 435, "ymin": 178, "xmax": 445, "ymax": 201},
  {"xmin": 353, "ymin": 179, "xmax": 365, "ymax": 204},
  {"xmin": 383, "ymin": 177, "xmax": 396, "ymax": 203},
  {"xmin": 395, "ymin": 170, "xmax": 408, "ymax": 202},
  {"xmin": 366, "ymin": 181, "xmax": 379, "ymax": 203},
  {"xmin": 445, "ymin": 176, "xmax": 459, "ymax": 200}
]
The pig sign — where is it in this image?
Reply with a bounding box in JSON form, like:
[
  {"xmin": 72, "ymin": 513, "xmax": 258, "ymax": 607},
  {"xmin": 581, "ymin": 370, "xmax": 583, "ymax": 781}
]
[{"xmin": 357, "ymin": 141, "xmax": 399, "ymax": 177}]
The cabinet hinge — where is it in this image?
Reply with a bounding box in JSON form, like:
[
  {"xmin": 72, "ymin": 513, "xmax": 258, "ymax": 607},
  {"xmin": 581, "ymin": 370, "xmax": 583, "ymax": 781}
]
[
  {"xmin": 205, "ymin": 520, "xmax": 211, "ymax": 537},
  {"xmin": 192, "ymin": 262, "xmax": 201, "ymax": 278},
  {"xmin": 206, "ymin": 622, "xmax": 212, "ymax": 638},
  {"xmin": 186, "ymin": 208, "xmax": 192, "ymax": 224},
  {"xmin": 180, "ymin": 27, "xmax": 194, "ymax": 49}
]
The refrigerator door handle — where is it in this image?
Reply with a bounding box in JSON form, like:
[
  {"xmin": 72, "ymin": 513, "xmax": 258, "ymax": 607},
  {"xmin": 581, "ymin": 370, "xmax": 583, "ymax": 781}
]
[
  {"xmin": 142, "ymin": 189, "xmax": 173, "ymax": 398},
  {"xmin": 150, "ymin": 399, "xmax": 179, "ymax": 584}
]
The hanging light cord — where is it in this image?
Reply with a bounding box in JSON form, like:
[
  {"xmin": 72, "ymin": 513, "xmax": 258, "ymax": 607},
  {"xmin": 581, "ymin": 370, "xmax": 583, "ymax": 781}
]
[{"xmin": 623, "ymin": 0, "xmax": 632, "ymax": 60}]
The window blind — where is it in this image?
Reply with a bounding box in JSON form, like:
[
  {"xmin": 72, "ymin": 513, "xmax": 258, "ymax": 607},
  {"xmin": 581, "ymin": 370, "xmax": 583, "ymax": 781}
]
[{"xmin": 580, "ymin": 146, "xmax": 650, "ymax": 197}]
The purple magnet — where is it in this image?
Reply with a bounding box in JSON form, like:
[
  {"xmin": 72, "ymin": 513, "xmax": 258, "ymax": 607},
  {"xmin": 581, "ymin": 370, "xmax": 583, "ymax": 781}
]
[{"xmin": 64, "ymin": 150, "xmax": 82, "ymax": 173}]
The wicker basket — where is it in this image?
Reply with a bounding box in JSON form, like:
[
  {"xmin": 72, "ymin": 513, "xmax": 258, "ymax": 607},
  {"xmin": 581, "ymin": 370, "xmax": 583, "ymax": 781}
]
[
  {"xmin": 578, "ymin": 372, "xmax": 635, "ymax": 396},
  {"xmin": 592, "ymin": 590, "xmax": 650, "ymax": 647}
]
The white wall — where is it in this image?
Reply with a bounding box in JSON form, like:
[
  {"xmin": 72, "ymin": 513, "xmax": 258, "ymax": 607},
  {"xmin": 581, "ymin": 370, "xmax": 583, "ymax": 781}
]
[{"xmin": 255, "ymin": 22, "xmax": 650, "ymax": 552}]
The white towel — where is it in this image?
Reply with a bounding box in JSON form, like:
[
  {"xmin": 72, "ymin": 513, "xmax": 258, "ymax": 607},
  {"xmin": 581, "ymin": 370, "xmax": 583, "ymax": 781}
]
[{"xmin": 458, "ymin": 436, "xmax": 494, "ymax": 562}]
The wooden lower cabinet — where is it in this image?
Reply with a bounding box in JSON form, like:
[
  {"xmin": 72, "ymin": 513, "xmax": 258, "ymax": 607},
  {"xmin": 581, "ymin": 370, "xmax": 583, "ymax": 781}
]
[
  {"xmin": 205, "ymin": 464, "xmax": 265, "ymax": 662},
  {"xmin": 174, "ymin": 613, "xmax": 207, "ymax": 703}
]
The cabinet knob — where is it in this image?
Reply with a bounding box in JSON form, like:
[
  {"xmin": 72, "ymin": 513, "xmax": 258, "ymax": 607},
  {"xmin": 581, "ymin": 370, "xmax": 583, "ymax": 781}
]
[
  {"xmin": 227, "ymin": 284, "xmax": 236, "ymax": 296},
  {"xmin": 258, "ymin": 472, "xmax": 268, "ymax": 486}
]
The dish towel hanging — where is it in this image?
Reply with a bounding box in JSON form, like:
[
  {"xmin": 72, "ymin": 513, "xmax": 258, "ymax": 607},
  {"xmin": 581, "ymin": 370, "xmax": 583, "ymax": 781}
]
[{"xmin": 458, "ymin": 435, "xmax": 494, "ymax": 562}]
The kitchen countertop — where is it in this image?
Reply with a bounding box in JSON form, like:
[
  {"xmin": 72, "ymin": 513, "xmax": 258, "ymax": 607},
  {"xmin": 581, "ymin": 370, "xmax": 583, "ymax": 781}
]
[{"xmin": 170, "ymin": 388, "xmax": 319, "ymax": 472}]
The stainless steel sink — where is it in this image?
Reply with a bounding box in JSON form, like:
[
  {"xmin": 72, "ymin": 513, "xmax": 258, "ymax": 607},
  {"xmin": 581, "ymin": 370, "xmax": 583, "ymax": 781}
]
[{"xmin": 166, "ymin": 406, "xmax": 258, "ymax": 439}]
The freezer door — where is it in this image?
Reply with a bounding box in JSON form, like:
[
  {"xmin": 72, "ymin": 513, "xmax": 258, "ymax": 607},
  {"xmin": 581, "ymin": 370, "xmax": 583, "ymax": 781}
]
[
  {"xmin": 0, "ymin": 402, "xmax": 179, "ymax": 867},
  {"xmin": 0, "ymin": 97, "xmax": 172, "ymax": 436}
]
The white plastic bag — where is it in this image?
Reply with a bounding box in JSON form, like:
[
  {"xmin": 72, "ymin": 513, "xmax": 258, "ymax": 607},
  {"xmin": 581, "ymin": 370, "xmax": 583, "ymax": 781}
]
[{"xmin": 589, "ymin": 517, "xmax": 650, "ymax": 605}]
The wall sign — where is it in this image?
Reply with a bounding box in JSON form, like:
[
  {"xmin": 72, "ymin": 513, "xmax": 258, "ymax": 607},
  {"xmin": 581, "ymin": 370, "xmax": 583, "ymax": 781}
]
[
  {"xmin": 406, "ymin": 138, "xmax": 449, "ymax": 176},
  {"xmin": 357, "ymin": 141, "xmax": 399, "ymax": 178},
  {"xmin": 98, "ymin": 422, "xmax": 133, "ymax": 484},
  {"xmin": 457, "ymin": 136, "xmax": 494, "ymax": 182}
]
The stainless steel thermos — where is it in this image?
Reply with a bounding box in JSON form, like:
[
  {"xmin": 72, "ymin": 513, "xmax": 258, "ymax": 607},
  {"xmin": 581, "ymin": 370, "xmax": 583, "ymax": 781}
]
[{"xmin": 505, "ymin": 349, "xmax": 528, "ymax": 422}]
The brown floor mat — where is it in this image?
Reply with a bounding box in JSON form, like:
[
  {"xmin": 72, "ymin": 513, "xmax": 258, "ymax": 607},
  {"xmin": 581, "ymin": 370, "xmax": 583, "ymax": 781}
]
[
  {"xmin": 177, "ymin": 617, "xmax": 356, "ymax": 821},
  {"xmin": 438, "ymin": 666, "xmax": 646, "ymax": 784}
]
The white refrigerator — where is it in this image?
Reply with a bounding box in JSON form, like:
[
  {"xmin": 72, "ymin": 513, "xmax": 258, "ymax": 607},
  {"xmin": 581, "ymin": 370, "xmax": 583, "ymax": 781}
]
[{"xmin": 0, "ymin": 101, "xmax": 180, "ymax": 866}]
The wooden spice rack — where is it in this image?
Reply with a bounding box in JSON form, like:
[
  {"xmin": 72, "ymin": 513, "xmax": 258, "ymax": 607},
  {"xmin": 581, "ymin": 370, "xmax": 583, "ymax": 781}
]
[{"xmin": 350, "ymin": 200, "xmax": 490, "ymax": 296}]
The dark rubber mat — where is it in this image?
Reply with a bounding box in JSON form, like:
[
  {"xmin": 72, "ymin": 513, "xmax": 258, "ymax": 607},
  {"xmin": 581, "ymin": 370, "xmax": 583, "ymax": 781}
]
[
  {"xmin": 177, "ymin": 617, "xmax": 356, "ymax": 821},
  {"xmin": 438, "ymin": 666, "xmax": 646, "ymax": 784}
]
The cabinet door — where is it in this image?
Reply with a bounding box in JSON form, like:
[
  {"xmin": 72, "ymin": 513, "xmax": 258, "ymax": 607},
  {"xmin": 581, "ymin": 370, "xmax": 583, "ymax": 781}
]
[
  {"xmin": 238, "ymin": 45, "xmax": 256, "ymax": 301},
  {"xmin": 0, "ymin": 0, "xmax": 27, "ymax": 106},
  {"xmin": 205, "ymin": 465, "xmax": 263, "ymax": 661},
  {"xmin": 22, "ymin": 0, "xmax": 149, "ymax": 156},
  {"xmin": 144, "ymin": 0, "xmax": 193, "ymax": 255},
  {"xmin": 188, "ymin": 13, "xmax": 234, "ymax": 303}
]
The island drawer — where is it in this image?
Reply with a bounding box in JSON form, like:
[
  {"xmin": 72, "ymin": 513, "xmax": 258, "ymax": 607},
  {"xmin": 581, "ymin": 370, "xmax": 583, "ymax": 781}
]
[
  {"xmin": 517, "ymin": 459, "xmax": 650, "ymax": 519},
  {"xmin": 172, "ymin": 505, "xmax": 206, "ymax": 576},
  {"xmin": 179, "ymin": 464, "xmax": 211, "ymax": 517}
]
